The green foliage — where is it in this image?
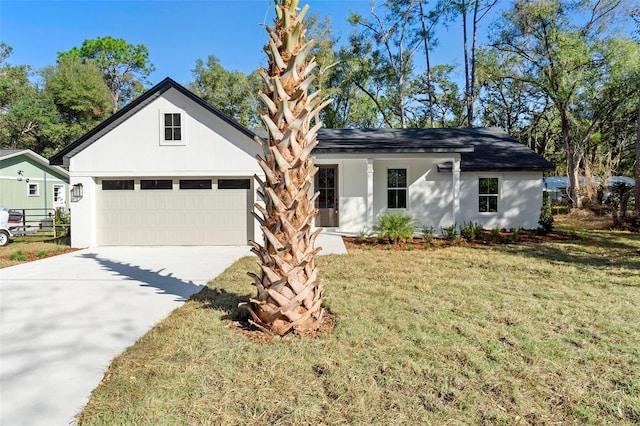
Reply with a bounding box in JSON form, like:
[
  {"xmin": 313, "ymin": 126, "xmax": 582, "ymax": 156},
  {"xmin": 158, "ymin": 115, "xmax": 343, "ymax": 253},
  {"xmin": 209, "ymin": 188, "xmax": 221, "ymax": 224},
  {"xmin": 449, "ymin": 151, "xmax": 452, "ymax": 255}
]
[
  {"xmin": 43, "ymin": 56, "xmax": 112, "ymax": 144},
  {"xmin": 9, "ymin": 250, "xmax": 27, "ymax": 261},
  {"xmin": 441, "ymin": 224, "xmax": 458, "ymax": 241},
  {"xmin": 460, "ymin": 221, "xmax": 484, "ymax": 242},
  {"xmin": 538, "ymin": 191, "xmax": 554, "ymax": 235},
  {"xmin": 406, "ymin": 244, "xmax": 414, "ymax": 251},
  {"xmin": 59, "ymin": 36, "xmax": 155, "ymax": 112},
  {"xmin": 373, "ymin": 212, "xmax": 416, "ymax": 244},
  {"xmin": 490, "ymin": 228, "xmax": 501, "ymax": 241},
  {"xmin": 189, "ymin": 56, "xmax": 260, "ymax": 127},
  {"xmin": 36, "ymin": 250, "xmax": 47, "ymax": 258},
  {"xmin": 421, "ymin": 225, "xmax": 435, "ymax": 243}
]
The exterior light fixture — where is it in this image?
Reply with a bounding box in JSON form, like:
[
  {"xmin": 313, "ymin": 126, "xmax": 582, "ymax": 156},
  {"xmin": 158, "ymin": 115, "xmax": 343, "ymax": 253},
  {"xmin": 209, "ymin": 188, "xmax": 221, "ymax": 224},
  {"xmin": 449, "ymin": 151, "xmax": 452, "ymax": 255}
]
[{"xmin": 71, "ymin": 183, "xmax": 83, "ymax": 202}]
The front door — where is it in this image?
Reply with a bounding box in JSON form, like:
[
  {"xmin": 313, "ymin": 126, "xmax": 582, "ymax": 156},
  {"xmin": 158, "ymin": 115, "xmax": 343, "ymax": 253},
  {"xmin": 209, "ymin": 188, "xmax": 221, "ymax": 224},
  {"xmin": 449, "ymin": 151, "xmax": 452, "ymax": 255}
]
[{"xmin": 315, "ymin": 165, "xmax": 338, "ymax": 227}]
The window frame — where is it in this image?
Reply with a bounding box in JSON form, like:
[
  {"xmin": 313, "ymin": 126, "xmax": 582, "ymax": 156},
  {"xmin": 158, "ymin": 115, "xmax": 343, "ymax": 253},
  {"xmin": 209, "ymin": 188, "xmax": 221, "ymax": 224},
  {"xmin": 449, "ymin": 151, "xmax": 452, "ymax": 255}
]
[
  {"xmin": 159, "ymin": 111, "xmax": 186, "ymax": 146},
  {"xmin": 53, "ymin": 184, "xmax": 65, "ymax": 205},
  {"xmin": 28, "ymin": 183, "xmax": 40, "ymax": 197},
  {"xmin": 102, "ymin": 180, "xmax": 135, "ymax": 191},
  {"xmin": 478, "ymin": 176, "xmax": 500, "ymax": 214},
  {"xmin": 386, "ymin": 168, "xmax": 408, "ymax": 210},
  {"xmin": 140, "ymin": 179, "xmax": 173, "ymax": 190},
  {"xmin": 179, "ymin": 179, "xmax": 212, "ymax": 190}
]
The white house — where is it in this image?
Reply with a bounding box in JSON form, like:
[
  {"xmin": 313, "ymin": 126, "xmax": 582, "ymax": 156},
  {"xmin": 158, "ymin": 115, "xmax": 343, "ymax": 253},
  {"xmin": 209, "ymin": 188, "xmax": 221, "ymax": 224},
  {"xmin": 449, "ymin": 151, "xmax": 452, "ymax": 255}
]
[{"xmin": 51, "ymin": 78, "xmax": 554, "ymax": 248}]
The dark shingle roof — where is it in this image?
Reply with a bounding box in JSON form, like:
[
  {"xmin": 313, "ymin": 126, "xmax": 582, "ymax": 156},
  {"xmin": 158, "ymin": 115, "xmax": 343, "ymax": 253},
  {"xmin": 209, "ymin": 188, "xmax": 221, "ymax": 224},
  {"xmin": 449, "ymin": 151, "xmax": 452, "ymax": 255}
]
[
  {"xmin": 50, "ymin": 76, "xmax": 553, "ymax": 173},
  {"xmin": 315, "ymin": 127, "xmax": 554, "ymax": 172}
]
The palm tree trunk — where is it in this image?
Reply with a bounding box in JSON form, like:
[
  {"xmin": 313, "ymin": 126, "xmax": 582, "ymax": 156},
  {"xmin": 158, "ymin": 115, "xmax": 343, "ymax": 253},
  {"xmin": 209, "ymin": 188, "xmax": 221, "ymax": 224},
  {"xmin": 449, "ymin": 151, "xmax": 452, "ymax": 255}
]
[{"xmin": 245, "ymin": 0, "xmax": 331, "ymax": 336}]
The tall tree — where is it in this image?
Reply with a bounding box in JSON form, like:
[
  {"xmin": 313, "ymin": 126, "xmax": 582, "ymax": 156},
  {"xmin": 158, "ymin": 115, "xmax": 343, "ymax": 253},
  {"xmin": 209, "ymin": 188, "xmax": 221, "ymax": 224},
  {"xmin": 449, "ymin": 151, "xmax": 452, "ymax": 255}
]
[
  {"xmin": 348, "ymin": 0, "xmax": 422, "ymax": 128},
  {"xmin": 245, "ymin": 0, "xmax": 331, "ymax": 335},
  {"xmin": 445, "ymin": 0, "xmax": 497, "ymax": 127},
  {"xmin": 491, "ymin": 0, "xmax": 631, "ymax": 208},
  {"xmin": 189, "ymin": 55, "xmax": 260, "ymax": 127},
  {"xmin": 59, "ymin": 36, "xmax": 154, "ymax": 113},
  {"xmin": 0, "ymin": 44, "xmax": 57, "ymax": 154},
  {"xmin": 43, "ymin": 56, "xmax": 112, "ymax": 149}
]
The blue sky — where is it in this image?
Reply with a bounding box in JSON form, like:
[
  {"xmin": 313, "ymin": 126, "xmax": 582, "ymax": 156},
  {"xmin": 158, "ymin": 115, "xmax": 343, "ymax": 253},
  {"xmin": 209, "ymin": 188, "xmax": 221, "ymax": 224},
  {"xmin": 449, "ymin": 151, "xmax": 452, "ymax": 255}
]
[{"xmin": 1, "ymin": 0, "xmax": 489, "ymax": 86}]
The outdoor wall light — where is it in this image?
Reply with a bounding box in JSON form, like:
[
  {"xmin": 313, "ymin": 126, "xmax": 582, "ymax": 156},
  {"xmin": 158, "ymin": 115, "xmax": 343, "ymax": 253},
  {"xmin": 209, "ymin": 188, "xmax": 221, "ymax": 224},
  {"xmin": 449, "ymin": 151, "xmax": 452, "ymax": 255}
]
[{"xmin": 71, "ymin": 183, "xmax": 83, "ymax": 202}]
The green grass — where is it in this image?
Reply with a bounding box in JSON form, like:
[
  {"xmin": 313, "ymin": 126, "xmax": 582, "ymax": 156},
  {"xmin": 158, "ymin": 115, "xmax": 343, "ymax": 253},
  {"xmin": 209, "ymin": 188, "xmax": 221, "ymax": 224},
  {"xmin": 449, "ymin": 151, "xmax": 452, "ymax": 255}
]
[
  {"xmin": 0, "ymin": 234, "xmax": 74, "ymax": 268},
  {"xmin": 78, "ymin": 218, "xmax": 640, "ymax": 425}
]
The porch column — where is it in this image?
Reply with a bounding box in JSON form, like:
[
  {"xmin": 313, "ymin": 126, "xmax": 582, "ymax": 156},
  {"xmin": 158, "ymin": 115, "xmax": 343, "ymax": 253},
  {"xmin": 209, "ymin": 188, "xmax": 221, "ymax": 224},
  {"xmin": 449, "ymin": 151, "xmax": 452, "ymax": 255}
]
[
  {"xmin": 452, "ymin": 157, "xmax": 461, "ymax": 226},
  {"xmin": 367, "ymin": 158, "xmax": 374, "ymax": 227}
]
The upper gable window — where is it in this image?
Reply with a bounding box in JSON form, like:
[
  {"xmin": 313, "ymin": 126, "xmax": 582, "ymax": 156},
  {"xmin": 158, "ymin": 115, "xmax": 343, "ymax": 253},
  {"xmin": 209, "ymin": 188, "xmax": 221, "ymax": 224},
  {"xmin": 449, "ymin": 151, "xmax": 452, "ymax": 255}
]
[{"xmin": 160, "ymin": 112, "xmax": 185, "ymax": 145}]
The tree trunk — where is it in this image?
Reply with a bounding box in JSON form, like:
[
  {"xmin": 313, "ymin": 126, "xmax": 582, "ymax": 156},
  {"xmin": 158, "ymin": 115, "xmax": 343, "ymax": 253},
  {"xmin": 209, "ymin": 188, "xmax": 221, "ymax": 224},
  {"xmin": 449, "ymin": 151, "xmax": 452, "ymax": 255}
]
[
  {"xmin": 419, "ymin": 1, "xmax": 435, "ymax": 128},
  {"xmin": 635, "ymin": 92, "xmax": 640, "ymax": 213},
  {"xmin": 245, "ymin": 0, "xmax": 331, "ymax": 336}
]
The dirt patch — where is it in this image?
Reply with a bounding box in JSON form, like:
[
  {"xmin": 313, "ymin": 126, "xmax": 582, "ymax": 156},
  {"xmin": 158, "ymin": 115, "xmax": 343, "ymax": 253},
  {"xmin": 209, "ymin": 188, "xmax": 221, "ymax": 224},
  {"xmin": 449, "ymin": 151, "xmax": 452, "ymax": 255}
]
[
  {"xmin": 344, "ymin": 229, "xmax": 580, "ymax": 251},
  {"xmin": 225, "ymin": 309, "xmax": 338, "ymax": 345}
]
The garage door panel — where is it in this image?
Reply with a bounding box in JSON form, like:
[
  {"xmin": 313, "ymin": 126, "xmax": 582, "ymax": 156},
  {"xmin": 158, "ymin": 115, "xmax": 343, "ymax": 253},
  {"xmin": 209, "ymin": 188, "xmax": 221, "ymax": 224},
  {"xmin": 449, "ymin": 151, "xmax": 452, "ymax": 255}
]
[{"xmin": 97, "ymin": 180, "xmax": 250, "ymax": 245}]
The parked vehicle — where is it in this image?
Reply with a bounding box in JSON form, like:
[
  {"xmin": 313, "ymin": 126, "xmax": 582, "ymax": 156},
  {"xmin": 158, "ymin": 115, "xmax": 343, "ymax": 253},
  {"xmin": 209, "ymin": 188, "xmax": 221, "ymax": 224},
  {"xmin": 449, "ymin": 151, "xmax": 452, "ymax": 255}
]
[{"xmin": 0, "ymin": 207, "xmax": 23, "ymax": 246}]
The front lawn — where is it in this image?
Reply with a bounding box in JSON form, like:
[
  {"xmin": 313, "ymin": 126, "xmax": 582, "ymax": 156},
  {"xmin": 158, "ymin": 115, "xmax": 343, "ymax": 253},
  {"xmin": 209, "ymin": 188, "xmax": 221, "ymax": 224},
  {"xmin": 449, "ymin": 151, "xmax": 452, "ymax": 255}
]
[
  {"xmin": 0, "ymin": 234, "xmax": 75, "ymax": 268},
  {"xmin": 78, "ymin": 217, "xmax": 640, "ymax": 425}
]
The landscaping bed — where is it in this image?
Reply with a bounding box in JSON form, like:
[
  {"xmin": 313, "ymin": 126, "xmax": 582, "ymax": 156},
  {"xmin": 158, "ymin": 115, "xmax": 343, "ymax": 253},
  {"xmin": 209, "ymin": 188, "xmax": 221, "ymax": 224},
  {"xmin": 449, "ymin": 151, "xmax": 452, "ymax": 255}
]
[{"xmin": 343, "ymin": 228, "xmax": 579, "ymax": 251}]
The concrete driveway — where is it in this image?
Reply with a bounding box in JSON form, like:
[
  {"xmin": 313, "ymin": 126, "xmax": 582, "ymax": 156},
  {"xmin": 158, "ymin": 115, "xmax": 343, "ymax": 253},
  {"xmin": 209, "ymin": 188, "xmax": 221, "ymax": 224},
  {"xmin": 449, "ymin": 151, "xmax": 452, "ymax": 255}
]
[{"xmin": 0, "ymin": 246, "xmax": 250, "ymax": 426}]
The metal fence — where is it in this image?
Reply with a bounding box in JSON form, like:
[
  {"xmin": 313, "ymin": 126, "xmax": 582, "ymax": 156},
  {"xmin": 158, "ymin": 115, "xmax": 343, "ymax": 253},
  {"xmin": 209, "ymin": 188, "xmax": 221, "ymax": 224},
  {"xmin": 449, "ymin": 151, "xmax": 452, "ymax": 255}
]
[{"xmin": 10, "ymin": 208, "xmax": 70, "ymax": 238}]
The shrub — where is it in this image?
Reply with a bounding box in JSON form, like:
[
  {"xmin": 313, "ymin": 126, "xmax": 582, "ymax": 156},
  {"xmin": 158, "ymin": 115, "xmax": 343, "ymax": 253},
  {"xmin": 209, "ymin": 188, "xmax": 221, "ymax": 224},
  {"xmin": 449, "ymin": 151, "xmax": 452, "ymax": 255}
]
[
  {"xmin": 54, "ymin": 208, "xmax": 71, "ymax": 237},
  {"xmin": 441, "ymin": 224, "xmax": 458, "ymax": 241},
  {"xmin": 373, "ymin": 212, "xmax": 417, "ymax": 244},
  {"xmin": 406, "ymin": 244, "xmax": 414, "ymax": 251},
  {"xmin": 421, "ymin": 225, "xmax": 435, "ymax": 243},
  {"xmin": 538, "ymin": 192, "xmax": 554, "ymax": 235},
  {"xmin": 490, "ymin": 228, "xmax": 501, "ymax": 242},
  {"xmin": 460, "ymin": 222, "xmax": 483, "ymax": 242},
  {"xmin": 10, "ymin": 250, "xmax": 27, "ymax": 261},
  {"xmin": 423, "ymin": 242, "xmax": 431, "ymax": 250}
]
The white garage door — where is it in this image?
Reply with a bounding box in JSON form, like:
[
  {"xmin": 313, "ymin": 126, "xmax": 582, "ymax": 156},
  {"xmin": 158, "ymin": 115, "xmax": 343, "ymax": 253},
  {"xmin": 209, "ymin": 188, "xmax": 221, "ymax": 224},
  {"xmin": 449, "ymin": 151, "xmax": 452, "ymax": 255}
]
[{"xmin": 96, "ymin": 178, "xmax": 251, "ymax": 245}]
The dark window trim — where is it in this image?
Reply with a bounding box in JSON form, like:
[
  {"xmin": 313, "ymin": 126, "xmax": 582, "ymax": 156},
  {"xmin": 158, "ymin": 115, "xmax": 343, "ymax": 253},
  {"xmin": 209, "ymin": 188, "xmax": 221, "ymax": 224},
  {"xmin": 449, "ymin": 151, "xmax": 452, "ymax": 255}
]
[
  {"xmin": 387, "ymin": 168, "xmax": 408, "ymax": 209},
  {"xmin": 102, "ymin": 180, "xmax": 134, "ymax": 190},
  {"xmin": 179, "ymin": 179, "xmax": 212, "ymax": 190},
  {"xmin": 218, "ymin": 179, "xmax": 251, "ymax": 190},
  {"xmin": 141, "ymin": 179, "xmax": 173, "ymax": 190},
  {"xmin": 478, "ymin": 177, "xmax": 499, "ymax": 213}
]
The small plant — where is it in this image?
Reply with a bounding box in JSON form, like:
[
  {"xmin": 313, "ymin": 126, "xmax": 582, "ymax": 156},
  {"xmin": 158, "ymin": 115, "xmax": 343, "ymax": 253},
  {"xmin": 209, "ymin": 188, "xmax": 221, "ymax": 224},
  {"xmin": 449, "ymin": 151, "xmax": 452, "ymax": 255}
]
[
  {"xmin": 423, "ymin": 242, "xmax": 431, "ymax": 250},
  {"xmin": 490, "ymin": 228, "xmax": 501, "ymax": 242},
  {"xmin": 373, "ymin": 212, "xmax": 417, "ymax": 244},
  {"xmin": 432, "ymin": 241, "xmax": 442, "ymax": 248},
  {"xmin": 36, "ymin": 250, "xmax": 48, "ymax": 258},
  {"xmin": 505, "ymin": 227, "xmax": 521, "ymax": 243},
  {"xmin": 10, "ymin": 250, "xmax": 27, "ymax": 261},
  {"xmin": 421, "ymin": 225, "xmax": 435, "ymax": 243},
  {"xmin": 441, "ymin": 224, "xmax": 458, "ymax": 241},
  {"xmin": 538, "ymin": 192, "xmax": 554, "ymax": 235},
  {"xmin": 385, "ymin": 244, "xmax": 393, "ymax": 250},
  {"xmin": 406, "ymin": 244, "xmax": 414, "ymax": 251},
  {"xmin": 54, "ymin": 207, "xmax": 71, "ymax": 237},
  {"xmin": 460, "ymin": 222, "xmax": 483, "ymax": 242},
  {"xmin": 358, "ymin": 227, "xmax": 370, "ymax": 241}
]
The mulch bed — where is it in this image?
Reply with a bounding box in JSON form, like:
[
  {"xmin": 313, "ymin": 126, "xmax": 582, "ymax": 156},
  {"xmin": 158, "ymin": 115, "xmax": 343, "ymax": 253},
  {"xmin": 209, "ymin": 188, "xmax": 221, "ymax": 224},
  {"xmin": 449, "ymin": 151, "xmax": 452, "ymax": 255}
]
[
  {"xmin": 226, "ymin": 309, "xmax": 338, "ymax": 345},
  {"xmin": 343, "ymin": 229, "xmax": 579, "ymax": 251},
  {"xmin": 1, "ymin": 247, "xmax": 78, "ymax": 264}
]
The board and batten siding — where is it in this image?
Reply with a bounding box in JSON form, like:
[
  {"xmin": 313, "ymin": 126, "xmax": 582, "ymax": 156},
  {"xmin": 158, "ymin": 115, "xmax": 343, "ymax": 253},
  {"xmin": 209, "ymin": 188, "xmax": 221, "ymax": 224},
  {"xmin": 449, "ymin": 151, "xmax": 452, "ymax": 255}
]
[{"xmin": 68, "ymin": 88, "xmax": 262, "ymax": 248}]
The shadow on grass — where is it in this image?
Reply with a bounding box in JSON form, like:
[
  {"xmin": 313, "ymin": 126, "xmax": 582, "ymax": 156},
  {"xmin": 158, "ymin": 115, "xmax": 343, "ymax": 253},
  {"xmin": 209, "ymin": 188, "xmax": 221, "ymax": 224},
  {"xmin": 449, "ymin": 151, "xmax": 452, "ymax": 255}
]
[
  {"xmin": 499, "ymin": 231, "xmax": 640, "ymax": 286},
  {"xmin": 191, "ymin": 287, "xmax": 251, "ymax": 321}
]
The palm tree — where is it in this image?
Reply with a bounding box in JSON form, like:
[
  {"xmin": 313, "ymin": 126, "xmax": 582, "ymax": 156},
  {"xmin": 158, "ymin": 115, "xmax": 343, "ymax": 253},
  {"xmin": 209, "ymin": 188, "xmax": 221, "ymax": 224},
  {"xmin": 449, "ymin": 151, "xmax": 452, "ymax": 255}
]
[{"xmin": 245, "ymin": 0, "xmax": 331, "ymax": 335}]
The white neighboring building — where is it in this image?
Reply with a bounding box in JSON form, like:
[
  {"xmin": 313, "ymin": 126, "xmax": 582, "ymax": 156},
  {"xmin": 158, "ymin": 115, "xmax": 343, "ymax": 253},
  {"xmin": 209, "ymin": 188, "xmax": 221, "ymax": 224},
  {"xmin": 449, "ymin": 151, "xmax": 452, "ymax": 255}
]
[{"xmin": 51, "ymin": 78, "xmax": 555, "ymax": 248}]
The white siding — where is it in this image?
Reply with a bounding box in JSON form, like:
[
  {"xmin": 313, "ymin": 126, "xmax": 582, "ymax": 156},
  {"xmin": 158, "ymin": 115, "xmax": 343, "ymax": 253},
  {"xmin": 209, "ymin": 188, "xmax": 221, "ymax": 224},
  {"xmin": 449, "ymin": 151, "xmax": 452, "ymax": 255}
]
[
  {"xmin": 459, "ymin": 172, "xmax": 543, "ymax": 229},
  {"xmin": 69, "ymin": 88, "xmax": 263, "ymax": 248}
]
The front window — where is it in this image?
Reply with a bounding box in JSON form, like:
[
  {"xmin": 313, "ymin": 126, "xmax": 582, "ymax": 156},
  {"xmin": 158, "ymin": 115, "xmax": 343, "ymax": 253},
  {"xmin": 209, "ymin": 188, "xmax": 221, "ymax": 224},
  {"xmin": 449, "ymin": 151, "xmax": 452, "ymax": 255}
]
[
  {"xmin": 387, "ymin": 169, "xmax": 407, "ymax": 209},
  {"xmin": 479, "ymin": 177, "xmax": 499, "ymax": 213},
  {"xmin": 164, "ymin": 113, "xmax": 182, "ymax": 141}
]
